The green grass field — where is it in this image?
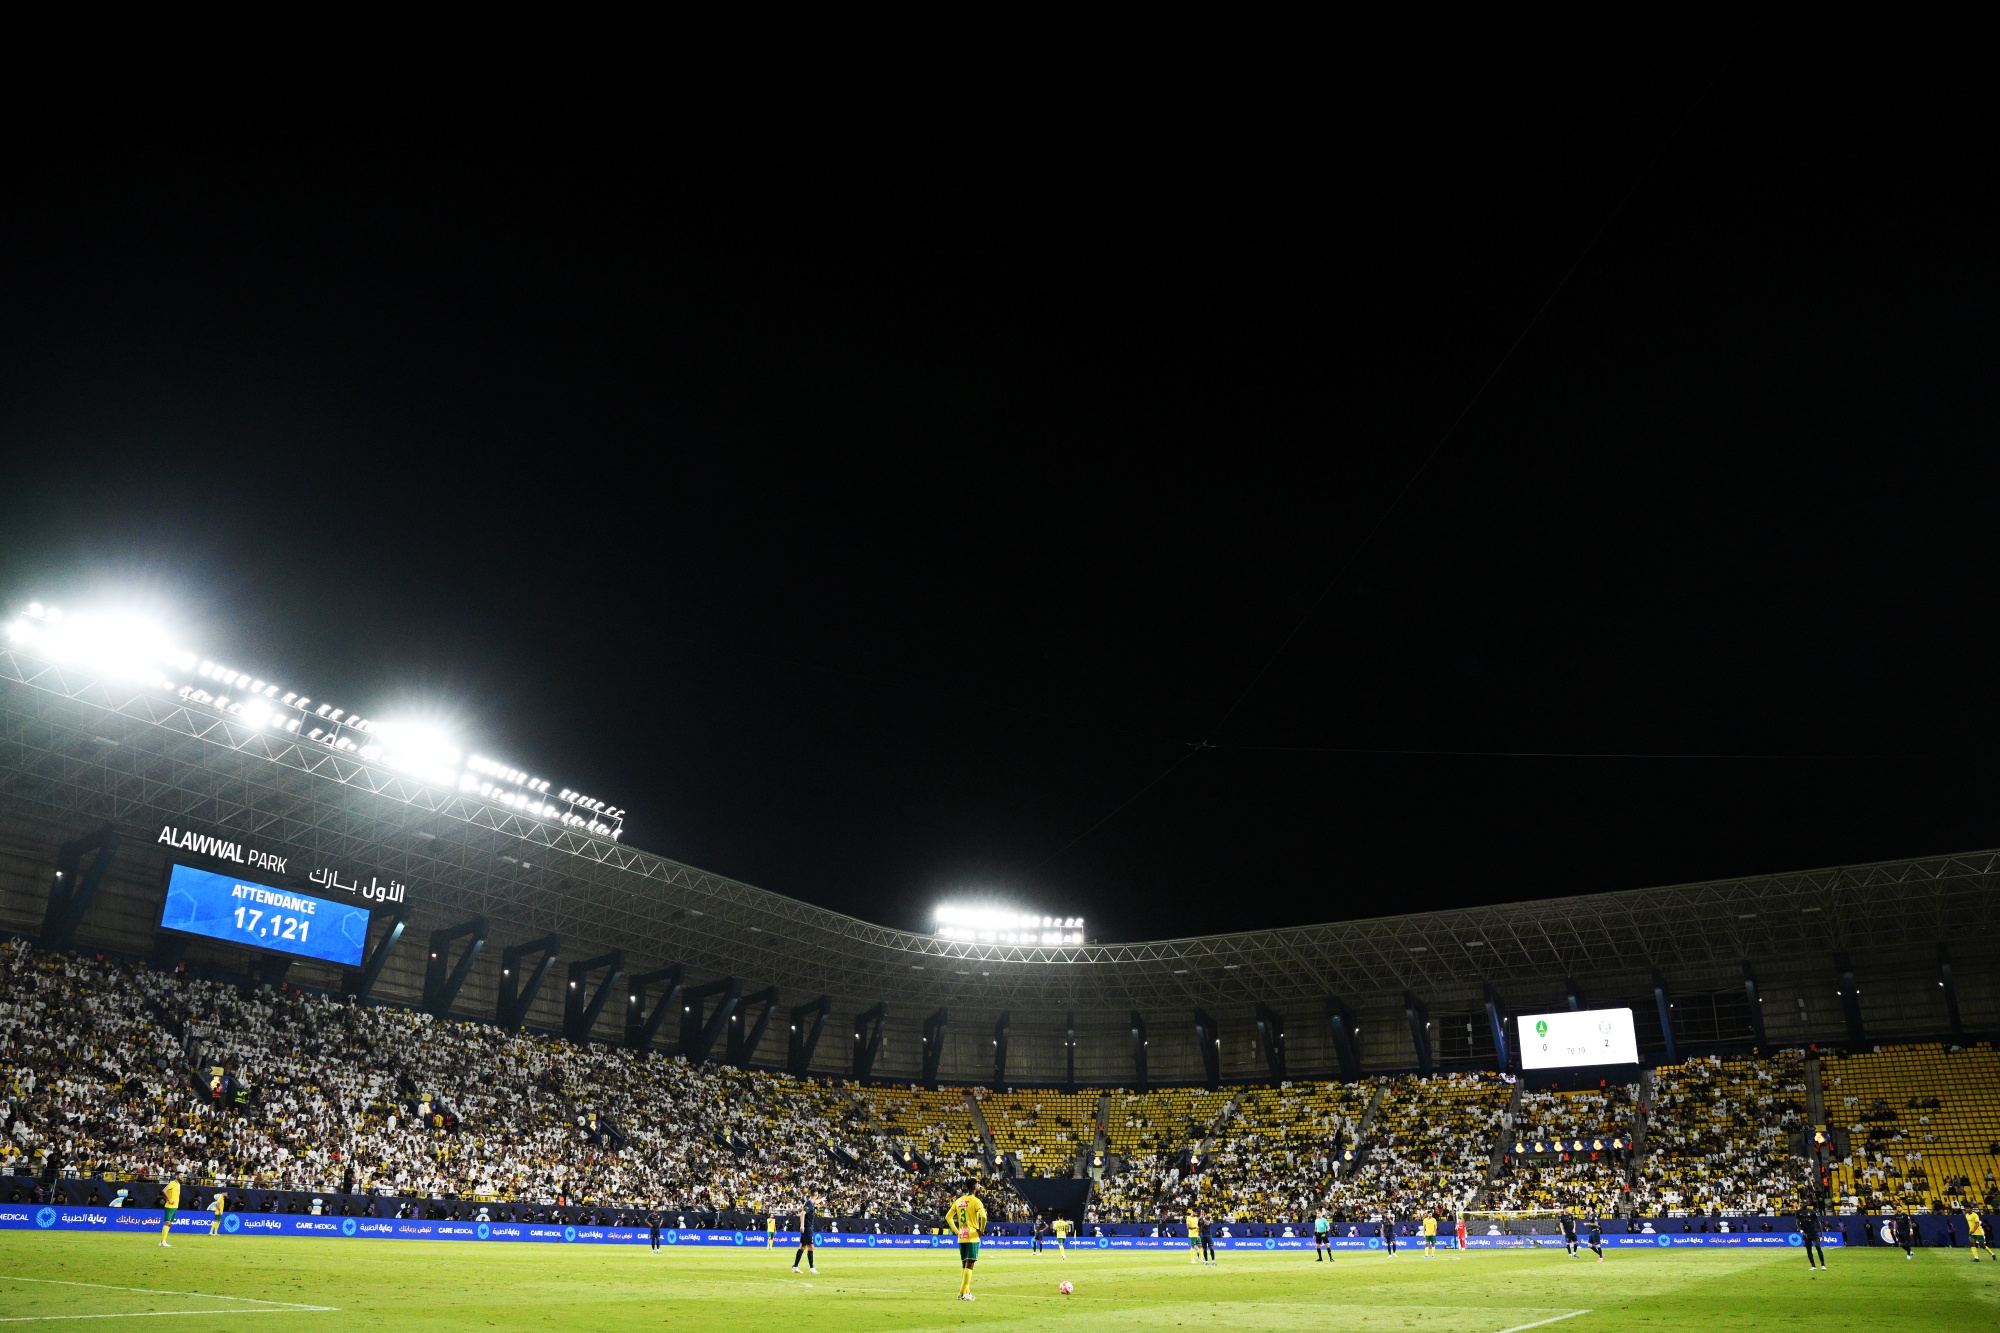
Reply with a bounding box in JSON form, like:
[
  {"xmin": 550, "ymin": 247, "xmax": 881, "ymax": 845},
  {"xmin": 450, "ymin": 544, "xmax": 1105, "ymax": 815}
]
[{"xmin": 1, "ymin": 1236, "xmax": 1994, "ymax": 1330}]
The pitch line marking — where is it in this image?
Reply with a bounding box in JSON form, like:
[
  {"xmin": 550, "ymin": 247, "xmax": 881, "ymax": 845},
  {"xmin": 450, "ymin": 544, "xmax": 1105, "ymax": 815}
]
[
  {"xmin": 1491, "ymin": 1312, "xmax": 1591, "ymax": 1333},
  {"xmin": 0, "ymin": 1275, "xmax": 335, "ymax": 1314},
  {"xmin": 1, "ymin": 1312, "xmax": 333, "ymax": 1323}
]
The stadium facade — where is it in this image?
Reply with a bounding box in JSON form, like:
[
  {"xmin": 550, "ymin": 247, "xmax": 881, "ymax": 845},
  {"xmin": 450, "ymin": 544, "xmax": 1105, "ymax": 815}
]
[{"xmin": 2, "ymin": 646, "xmax": 1994, "ymax": 1088}]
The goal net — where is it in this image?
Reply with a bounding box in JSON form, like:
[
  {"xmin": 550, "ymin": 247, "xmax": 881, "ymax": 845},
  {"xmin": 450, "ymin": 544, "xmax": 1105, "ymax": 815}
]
[{"xmin": 1460, "ymin": 1210, "xmax": 1573, "ymax": 1240}]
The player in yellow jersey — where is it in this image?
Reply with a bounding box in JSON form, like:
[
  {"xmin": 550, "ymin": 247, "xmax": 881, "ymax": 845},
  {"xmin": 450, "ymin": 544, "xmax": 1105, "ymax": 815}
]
[
  {"xmin": 1422, "ymin": 1212, "xmax": 1437, "ymax": 1255},
  {"xmin": 208, "ymin": 1189, "xmax": 227, "ymax": 1235},
  {"xmin": 1968, "ymin": 1209, "xmax": 1991, "ymax": 1262},
  {"xmin": 946, "ymin": 1182, "xmax": 987, "ymax": 1301},
  {"xmin": 158, "ymin": 1177, "xmax": 180, "ymax": 1247},
  {"xmin": 1187, "ymin": 1211, "xmax": 1201, "ymax": 1264},
  {"xmin": 1052, "ymin": 1214, "xmax": 1072, "ymax": 1253}
]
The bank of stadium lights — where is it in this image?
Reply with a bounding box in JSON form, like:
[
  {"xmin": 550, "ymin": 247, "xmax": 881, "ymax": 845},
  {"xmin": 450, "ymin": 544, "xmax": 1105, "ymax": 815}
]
[
  {"xmin": 932, "ymin": 904, "xmax": 1085, "ymax": 945},
  {"xmin": 5, "ymin": 601, "xmax": 625, "ymax": 839}
]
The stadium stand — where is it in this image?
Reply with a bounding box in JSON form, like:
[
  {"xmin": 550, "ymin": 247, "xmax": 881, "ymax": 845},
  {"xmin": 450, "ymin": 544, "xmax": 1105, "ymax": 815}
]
[
  {"xmin": 1192, "ymin": 1082, "xmax": 1372, "ymax": 1221},
  {"xmin": 1483, "ymin": 1083, "xmax": 1636, "ymax": 1214},
  {"xmin": 1324, "ymin": 1071, "xmax": 1510, "ymax": 1218},
  {"xmin": 1627, "ymin": 1052, "xmax": 1808, "ymax": 1218},
  {"xmin": 9, "ymin": 936, "xmax": 2000, "ymax": 1229},
  {"xmin": 977, "ymin": 1088, "xmax": 1096, "ymax": 1177},
  {"xmin": 1823, "ymin": 1043, "xmax": 2000, "ymax": 1214},
  {"xmin": 0, "ymin": 939, "xmax": 970, "ymax": 1223}
]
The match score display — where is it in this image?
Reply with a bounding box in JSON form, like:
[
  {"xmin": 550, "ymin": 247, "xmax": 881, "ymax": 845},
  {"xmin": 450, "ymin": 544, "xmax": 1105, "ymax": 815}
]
[
  {"xmin": 159, "ymin": 863, "xmax": 372, "ymax": 967},
  {"xmin": 1516, "ymin": 1007, "xmax": 1639, "ymax": 1070}
]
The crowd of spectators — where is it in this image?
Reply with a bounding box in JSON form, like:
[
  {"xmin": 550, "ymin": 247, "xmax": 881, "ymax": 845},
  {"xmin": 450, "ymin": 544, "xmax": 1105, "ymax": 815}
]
[
  {"xmin": 1627, "ymin": 1053, "xmax": 1807, "ymax": 1218},
  {"xmin": 1324, "ymin": 1071, "xmax": 1510, "ymax": 1219},
  {"xmin": 2, "ymin": 939, "xmax": 979, "ymax": 1225},
  {"xmin": 1482, "ymin": 1083, "xmax": 1636, "ymax": 1213},
  {"xmin": 8, "ymin": 937, "xmax": 1988, "ymax": 1226}
]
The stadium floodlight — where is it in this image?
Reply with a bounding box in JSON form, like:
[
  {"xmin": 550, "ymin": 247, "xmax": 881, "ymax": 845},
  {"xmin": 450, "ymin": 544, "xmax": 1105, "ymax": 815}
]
[
  {"xmin": 932, "ymin": 902, "xmax": 1085, "ymax": 945},
  {"xmin": 7, "ymin": 596, "xmax": 629, "ymax": 840}
]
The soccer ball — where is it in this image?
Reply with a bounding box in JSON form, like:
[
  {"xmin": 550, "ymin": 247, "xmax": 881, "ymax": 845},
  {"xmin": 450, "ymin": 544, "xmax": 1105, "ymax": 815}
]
[{"xmin": 1058, "ymin": 1281, "xmax": 1074, "ymax": 1295}]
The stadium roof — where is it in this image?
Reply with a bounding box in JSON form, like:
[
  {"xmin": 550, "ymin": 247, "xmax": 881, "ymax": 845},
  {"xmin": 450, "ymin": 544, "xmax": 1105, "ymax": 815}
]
[{"xmin": 4, "ymin": 649, "xmax": 1996, "ymax": 1017}]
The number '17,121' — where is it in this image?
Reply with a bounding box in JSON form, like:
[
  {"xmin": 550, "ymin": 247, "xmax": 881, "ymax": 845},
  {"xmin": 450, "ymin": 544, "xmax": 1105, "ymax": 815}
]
[{"xmin": 232, "ymin": 905, "xmax": 308, "ymax": 942}]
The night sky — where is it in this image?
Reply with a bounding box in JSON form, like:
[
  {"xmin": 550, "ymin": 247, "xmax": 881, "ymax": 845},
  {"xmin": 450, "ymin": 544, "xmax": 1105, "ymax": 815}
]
[{"xmin": 3, "ymin": 31, "xmax": 1993, "ymax": 943}]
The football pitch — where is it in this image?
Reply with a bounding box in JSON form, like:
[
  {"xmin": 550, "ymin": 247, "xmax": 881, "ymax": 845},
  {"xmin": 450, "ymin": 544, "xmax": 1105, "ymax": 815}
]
[{"xmin": 1, "ymin": 1236, "xmax": 1992, "ymax": 1330}]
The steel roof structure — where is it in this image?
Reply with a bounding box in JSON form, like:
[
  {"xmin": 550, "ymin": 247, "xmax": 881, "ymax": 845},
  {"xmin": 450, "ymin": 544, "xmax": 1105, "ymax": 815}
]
[{"xmin": 3, "ymin": 649, "xmax": 1996, "ymax": 1021}]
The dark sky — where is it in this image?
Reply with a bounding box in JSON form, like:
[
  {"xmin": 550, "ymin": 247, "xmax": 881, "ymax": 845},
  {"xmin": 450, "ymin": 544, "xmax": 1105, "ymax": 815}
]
[{"xmin": 3, "ymin": 27, "xmax": 1994, "ymax": 943}]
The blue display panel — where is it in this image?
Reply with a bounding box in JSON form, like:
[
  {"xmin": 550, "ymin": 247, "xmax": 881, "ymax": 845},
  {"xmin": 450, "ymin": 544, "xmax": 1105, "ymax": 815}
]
[{"xmin": 159, "ymin": 863, "xmax": 370, "ymax": 967}]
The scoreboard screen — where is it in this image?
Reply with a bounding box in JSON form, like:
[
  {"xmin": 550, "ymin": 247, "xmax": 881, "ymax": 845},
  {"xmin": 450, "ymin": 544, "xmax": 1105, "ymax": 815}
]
[
  {"xmin": 159, "ymin": 863, "xmax": 371, "ymax": 967},
  {"xmin": 1516, "ymin": 1007, "xmax": 1639, "ymax": 1070}
]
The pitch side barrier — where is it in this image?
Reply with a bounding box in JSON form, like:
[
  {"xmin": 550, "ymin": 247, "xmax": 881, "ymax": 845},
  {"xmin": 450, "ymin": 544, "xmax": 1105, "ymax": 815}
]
[{"xmin": 0, "ymin": 1208, "xmax": 1866, "ymax": 1250}]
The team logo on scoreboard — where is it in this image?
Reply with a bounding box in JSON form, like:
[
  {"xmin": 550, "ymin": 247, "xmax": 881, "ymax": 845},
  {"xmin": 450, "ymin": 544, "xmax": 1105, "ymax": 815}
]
[{"xmin": 1535, "ymin": 1020, "xmax": 1549, "ymax": 1038}]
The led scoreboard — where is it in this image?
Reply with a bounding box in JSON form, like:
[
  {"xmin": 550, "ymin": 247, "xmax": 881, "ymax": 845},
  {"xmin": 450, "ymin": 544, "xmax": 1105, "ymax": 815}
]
[
  {"xmin": 1516, "ymin": 1007, "xmax": 1639, "ymax": 1071},
  {"xmin": 159, "ymin": 863, "xmax": 372, "ymax": 967}
]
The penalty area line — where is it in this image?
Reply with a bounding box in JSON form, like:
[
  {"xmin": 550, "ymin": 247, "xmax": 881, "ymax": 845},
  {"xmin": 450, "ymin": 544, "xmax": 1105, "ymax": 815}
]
[
  {"xmin": 1, "ymin": 1311, "xmax": 335, "ymax": 1323},
  {"xmin": 1491, "ymin": 1312, "xmax": 1591, "ymax": 1333},
  {"xmin": 0, "ymin": 1275, "xmax": 334, "ymax": 1314}
]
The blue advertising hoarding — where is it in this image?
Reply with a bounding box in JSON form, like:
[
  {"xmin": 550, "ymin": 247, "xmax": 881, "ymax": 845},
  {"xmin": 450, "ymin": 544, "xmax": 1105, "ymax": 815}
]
[
  {"xmin": 159, "ymin": 864, "xmax": 371, "ymax": 968},
  {"xmin": 0, "ymin": 1207, "xmax": 1844, "ymax": 1251}
]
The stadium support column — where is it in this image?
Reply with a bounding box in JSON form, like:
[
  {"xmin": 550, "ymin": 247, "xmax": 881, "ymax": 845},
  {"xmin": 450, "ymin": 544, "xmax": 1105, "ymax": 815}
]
[
  {"xmin": 342, "ymin": 904, "xmax": 407, "ymax": 1001},
  {"xmin": 992, "ymin": 1011, "xmax": 1011, "ymax": 1092},
  {"xmin": 1482, "ymin": 983, "xmax": 1511, "ymax": 1074},
  {"xmin": 1130, "ymin": 1012, "xmax": 1150, "ymax": 1093},
  {"xmin": 423, "ymin": 917, "xmax": 489, "ymax": 1017},
  {"xmin": 1938, "ymin": 945, "xmax": 1963, "ymax": 1039},
  {"xmin": 625, "ymin": 965, "xmax": 684, "ymax": 1051},
  {"xmin": 149, "ymin": 931, "xmax": 186, "ymax": 972},
  {"xmin": 1254, "ymin": 1003, "xmax": 1287, "ymax": 1084},
  {"xmin": 788, "ymin": 995, "xmax": 831, "ymax": 1075},
  {"xmin": 920, "ymin": 1008, "xmax": 949, "ymax": 1089},
  {"xmin": 1741, "ymin": 962, "xmax": 1767, "ymax": 1054},
  {"xmin": 681, "ymin": 977, "xmax": 742, "ymax": 1063},
  {"xmin": 1325, "ymin": 997, "xmax": 1362, "ymax": 1081},
  {"xmin": 1564, "ymin": 976, "xmax": 1587, "ymax": 1011},
  {"xmin": 852, "ymin": 1002, "xmax": 887, "ymax": 1079},
  {"xmin": 1651, "ymin": 970, "xmax": 1677, "ymax": 1065},
  {"xmin": 1193, "ymin": 1009, "xmax": 1221, "ymax": 1090},
  {"xmin": 563, "ymin": 950, "xmax": 626, "ymax": 1043},
  {"xmin": 40, "ymin": 823, "xmax": 119, "ymax": 951},
  {"xmin": 1064, "ymin": 1011, "xmax": 1077, "ymax": 1092},
  {"xmin": 1834, "ymin": 951, "xmax": 1865, "ymax": 1048},
  {"xmin": 1403, "ymin": 990, "xmax": 1433, "ymax": 1076},
  {"xmin": 497, "ymin": 933, "xmax": 561, "ymax": 1032},
  {"xmin": 726, "ymin": 986, "xmax": 779, "ymax": 1066}
]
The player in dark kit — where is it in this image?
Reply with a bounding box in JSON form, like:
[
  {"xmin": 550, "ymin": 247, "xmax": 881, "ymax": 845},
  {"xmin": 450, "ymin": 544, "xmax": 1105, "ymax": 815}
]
[
  {"xmin": 1795, "ymin": 1203, "xmax": 1824, "ymax": 1271},
  {"xmin": 1560, "ymin": 1211, "xmax": 1578, "ymax": 1257},
  {"xmin": 792, "ymin": 1198, "xmax": 820, "ymax": 1274},
  {"xmin": 1894, "ymin": 1209, "xmax": 1914, "ymax": 1259},
  {"xmin": 1199, "ymin": 1214, "xmax": 1217, "ymax": 1264},
  {"xmin": 1586, "ymin": 1216, "xmax": 1603, "ymax": 1262},
  {"xmin": 1032, "ymin": 1214, "xmax": 1046, "ymax": 1254},
  {"xmin": 1379, "ymin": 1217, "xmax": 1396, "ymax": 1256},
  {"xmin": 649, "ymin": 1209, "xmax": 662, "ymax": 1253}
]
